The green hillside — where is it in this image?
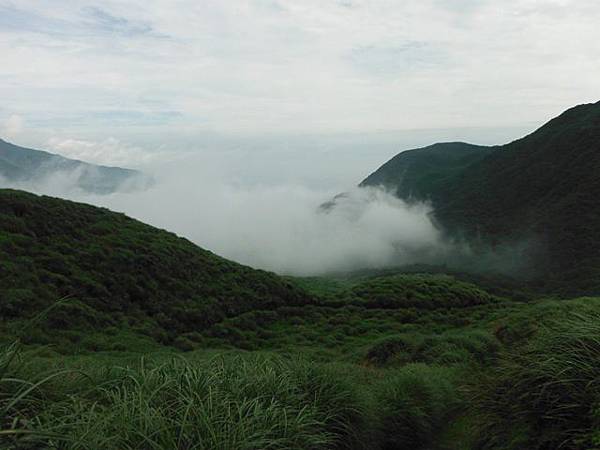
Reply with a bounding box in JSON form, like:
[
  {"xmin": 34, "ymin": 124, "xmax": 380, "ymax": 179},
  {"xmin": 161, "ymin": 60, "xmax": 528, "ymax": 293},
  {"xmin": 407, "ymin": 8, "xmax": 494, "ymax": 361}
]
[
  {"xmin": 434, "ymin": 102, "xmax": 600, "ymax": 293},
  {"xmin": 361, "ymin": 101, "xmax": 600, "ymax": 294},
  {"xmin": 360, "ymin": 142, "xmax": 495, "ymax": 203},
  {"xmin": 1, "ymin": 188, "xmax": 600, "ymax": 449},
  {"xmin": 0, "ymin": 189, "xmax": 313, "ymax": 349},
  {"xmin": 343, "ymin": 273, "xmax": 498, "ymax": 309}
]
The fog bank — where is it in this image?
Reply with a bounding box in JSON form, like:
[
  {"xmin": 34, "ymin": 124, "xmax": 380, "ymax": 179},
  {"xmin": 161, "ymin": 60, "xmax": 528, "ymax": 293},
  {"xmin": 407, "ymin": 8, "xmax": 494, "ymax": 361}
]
[{"xmin": 0, "ymin": 154, "xmax": 450, "ymax": 275}]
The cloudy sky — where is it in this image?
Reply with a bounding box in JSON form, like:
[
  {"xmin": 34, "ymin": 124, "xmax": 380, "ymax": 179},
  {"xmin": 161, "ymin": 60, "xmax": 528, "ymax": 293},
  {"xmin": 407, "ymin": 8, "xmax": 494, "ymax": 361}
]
[{"xmin": 1, "ymin": 0, "xmax": 599, "ymax": 174}]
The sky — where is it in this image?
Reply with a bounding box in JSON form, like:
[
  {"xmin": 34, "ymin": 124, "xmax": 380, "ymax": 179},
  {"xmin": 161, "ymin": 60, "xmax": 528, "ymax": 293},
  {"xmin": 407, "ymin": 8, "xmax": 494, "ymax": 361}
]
[{"xmin": 1, "ymin": 0, "xmax": 600, "ymax": 180}]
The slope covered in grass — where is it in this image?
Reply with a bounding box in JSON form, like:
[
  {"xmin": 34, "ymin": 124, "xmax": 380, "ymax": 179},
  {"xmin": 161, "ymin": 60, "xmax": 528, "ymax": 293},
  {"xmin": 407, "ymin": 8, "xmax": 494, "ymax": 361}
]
[
  {"xmin": 4, "ymin": 297, "xmax": 600, "ymax": 450},
  {"xmin": 0, "ymin": 343, "xmax": 465, "ymax": 450},
  {"xmin": 0, "ymin": 189, "xmax": 313, "ymax": 347},
  {"xmin": 434, "ymin": 102, "xmax": 600, "ymax": 293},
  {"xmin": 343, "ymin": 273, "xmax": 499, "ymax": 309},
  {"xmin": 360, "ymin": 142, "xmax": 494, "ymax": 203},
  {"xmin": 3, "ymin": 187, "xmax": 600, "ymax": 449},
  {"xmin": 199, "ymin": 272, "xmax": 510, "ymax": 360},
  {"xmin": 473, "ymin": 301, "xmax": 600, "ymax": 450},
  {"xmin": 360, "ymin": 101, "xmax": 600, "ymax": 294}
]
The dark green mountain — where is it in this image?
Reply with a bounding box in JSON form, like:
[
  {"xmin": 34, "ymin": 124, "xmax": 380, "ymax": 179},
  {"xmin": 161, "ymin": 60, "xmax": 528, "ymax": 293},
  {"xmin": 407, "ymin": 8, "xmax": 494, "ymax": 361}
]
[
  {"xmin": 360, "ymin": 142, "xmax": 494, "ymax": 203},
  {"xmin": 0, "ymin": 138, "xmax": 150, "ymax": 194},
  {"xmin": 0, "ymin": 189, "xmax": 313, "ymax": 346},
  {"xmin": 361, "ymin": 101, "xmax": 600, "ymax": 294}
]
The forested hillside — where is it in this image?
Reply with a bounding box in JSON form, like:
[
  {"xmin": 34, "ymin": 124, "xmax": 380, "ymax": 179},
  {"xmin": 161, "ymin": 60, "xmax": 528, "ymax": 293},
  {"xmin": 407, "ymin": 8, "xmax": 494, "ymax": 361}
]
[
  {"xmin": 361, "ymin": 101, "xmax": 600, "ymax": 294},
  {"xmin": 0, "ymin": 189, "xmax": 313, "ymax": 348}
]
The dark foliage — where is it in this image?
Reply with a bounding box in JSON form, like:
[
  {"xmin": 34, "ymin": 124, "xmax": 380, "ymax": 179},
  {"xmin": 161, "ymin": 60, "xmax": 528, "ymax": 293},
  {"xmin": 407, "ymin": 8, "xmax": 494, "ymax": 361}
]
[
  {"xmin": 344, "ymin": 274, "xmax": 499, "ymax": 309},
  {"xmin": 473, "ymin": 309, "xmax": 600, "ymax": 450},
  {"xmin": 374, "ymin": 364, "xmax": 462, "ymax": 450},
  {"xmin": 361, "ymin": 101, "xmax": 600, "ymax": 294},
  {"xmin": 0, "ymin": 189, "xmax": 313, "ymax": 344},
  {"xmin": 360, "ymin": 142, "xmax": 494, "ymax": 203}
]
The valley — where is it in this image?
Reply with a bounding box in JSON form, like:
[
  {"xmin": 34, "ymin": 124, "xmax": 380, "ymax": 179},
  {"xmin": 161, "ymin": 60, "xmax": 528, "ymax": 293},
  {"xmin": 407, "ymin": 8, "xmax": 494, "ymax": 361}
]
[{"xmin": 2, "ymin": 141, "xmax": 600, "ymax": 448}]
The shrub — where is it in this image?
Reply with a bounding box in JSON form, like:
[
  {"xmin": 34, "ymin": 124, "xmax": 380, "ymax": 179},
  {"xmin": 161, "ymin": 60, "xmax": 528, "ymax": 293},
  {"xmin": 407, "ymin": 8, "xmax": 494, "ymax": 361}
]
[
  {"xmin": 420, "ymin": 330, "xmax": 499, "ymax": 365},
  {"xmin": 366, "ymin": 334, "xmax": 422, "ymax": 365},
  {"xmin": 366, "ymin": 330, "xmax": 499, "ymax": 367},
  {"xmin": 347, "ymin": 274, "xmax": 498, "ymax": 310}
]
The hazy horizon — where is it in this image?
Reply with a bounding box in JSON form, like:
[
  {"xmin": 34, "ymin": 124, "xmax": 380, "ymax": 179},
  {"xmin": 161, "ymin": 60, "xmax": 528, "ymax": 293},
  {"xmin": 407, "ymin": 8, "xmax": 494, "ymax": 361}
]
[
  {"xmin": 2, "ymin": 0, "xmax": 599, "ymax": 168},
  {"xmin": 2, "ymin": 0, "xmax": 600, "ymax": 274},
  {"xmin": 3, "ymin": 123, "xmax": 535, "ymax": 190},
  {"xmin": 0, "ymin": 121, "xmax": 535, "ymax": 276}
]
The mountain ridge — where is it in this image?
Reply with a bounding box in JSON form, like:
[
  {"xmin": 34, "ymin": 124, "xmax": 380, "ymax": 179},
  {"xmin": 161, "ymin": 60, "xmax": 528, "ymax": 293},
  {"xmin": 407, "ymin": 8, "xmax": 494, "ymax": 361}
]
[
  {"xmin": 0, "ymin": 138, "xmax": 150, "ymax": 194},
  {"xmin": 360, "ymin": 141, "xmax": 495, "ymax": 203},
  {"xmin": 360, "ymin": 101, "xmax": 600, "ymax": 293}
]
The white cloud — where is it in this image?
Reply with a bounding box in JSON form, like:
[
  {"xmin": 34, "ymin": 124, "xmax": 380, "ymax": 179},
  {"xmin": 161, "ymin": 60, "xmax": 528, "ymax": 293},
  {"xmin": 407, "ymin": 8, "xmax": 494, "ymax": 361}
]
[
  {"xmin": 46, "ymin": 136, "xmax": 158, "ymax": 167},
  {"xmin": 6, "ymin": 153, "xmax": 448, "ymax": 275},
  {"xmin": 1, "ymin": 114, "xmax": 25, "ymax": 138}
]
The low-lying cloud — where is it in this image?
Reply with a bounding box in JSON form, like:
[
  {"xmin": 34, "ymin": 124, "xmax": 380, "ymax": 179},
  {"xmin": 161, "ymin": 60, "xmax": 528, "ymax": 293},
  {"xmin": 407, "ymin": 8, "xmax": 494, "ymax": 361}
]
[
  {"xmin": 45, "ymin": 137, "xmax": 156, "ymax": 167},
  {"xmin": 1, "ymin": 115, "xmax": 25, "ymax": 139},
  {"xmin": 0, "ymin": 154, "xmax": 450, "ymax": 275}
]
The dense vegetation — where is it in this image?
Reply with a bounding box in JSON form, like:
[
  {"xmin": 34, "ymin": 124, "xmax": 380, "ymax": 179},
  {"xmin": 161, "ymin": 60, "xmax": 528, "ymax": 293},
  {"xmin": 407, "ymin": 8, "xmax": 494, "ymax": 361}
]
[
  {"xmin": 474, "ymin": 309, "xmax": 600, "ymax": 449},
  {"xmin": 361, "ymin": 101, "xmax": 600, "ymax": 294},
  {"xmin": 0, "ymin": 189, "xmax": 312, "ymax": 350},
  {"xmin": 360, "ymin": 142, "xmax": 494, "ymax": 203},
  {"xmin": 0, "ymin": 139, "xmax": 148, "ymax": 194},
  {"xmin": 2, "ymin": 188, "xmax": 600, "ymax": 449},
  {"xmin": 3, "ymin": 290, "xmax": 600, "ymax": 449}
]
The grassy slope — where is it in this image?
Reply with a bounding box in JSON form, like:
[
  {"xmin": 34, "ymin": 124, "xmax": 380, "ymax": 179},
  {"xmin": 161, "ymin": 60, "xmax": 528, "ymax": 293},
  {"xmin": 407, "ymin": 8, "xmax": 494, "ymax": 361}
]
[
  {"xmin": 208, "ymin": 271, "xmax": 512, "ymax": 359},
  {"xmin": 2, "ymin": 189, "xmax": 600, "ymax": 449},
  {"xmin": 0, "ymin": 189, "xmax": 313, "ymax": 350},
  {"xmin": 435, "ymin": 102, "xmax": 600, "ymax": 294},
  {"xmin": 360, "ymin": 142, "xmax": 495, "ymax": 203},
  {"xmin": 360, "ymin": 102, "xmax": 600, "ymax": 294},
  {"xmin": 3, "ymin": 280, "xmax": 600, "ymax": 449}
]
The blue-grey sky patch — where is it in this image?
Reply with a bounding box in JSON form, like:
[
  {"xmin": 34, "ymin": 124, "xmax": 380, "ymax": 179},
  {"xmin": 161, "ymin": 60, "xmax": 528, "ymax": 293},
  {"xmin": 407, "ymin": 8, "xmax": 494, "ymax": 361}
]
[
  {"xmin": 81, "ymin": 6, "xmax": 165, "ymax": 38},
  {"xmin": 0, "ymin": 3, "xmax": 167, "ymax": 40},
  {"xmin": 0, "ymin": 5, "xmax": 71, "ymax": 35},
  {"xmin": 337, "ymin": 0, "xmax": 355, "ymax": 8},
  {"xmin": 348, "ymin": 42, "xmax": 447, "ymax": 76},
  {"xmin": 253, "ymin": 0, "xmax": 287, "ymax": 13}
]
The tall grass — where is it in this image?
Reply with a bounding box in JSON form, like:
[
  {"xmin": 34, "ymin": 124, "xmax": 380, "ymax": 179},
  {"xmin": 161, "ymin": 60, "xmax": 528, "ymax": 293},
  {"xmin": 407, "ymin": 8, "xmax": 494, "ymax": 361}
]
[
  {"xmin": 473, "ymin": 311, "xmax": 600, "ymax": 450},
  {"xmin": 365, "ymin": 330, "xmax": 499, "ymax": 367},
  {"xmin": 0, "ymin": 344, "xmax": 470, "ymax": 450},
  {"xmin": 374, "ymin": 364, "xmax": 462, "ymax": 450},
  {"xmin": 1, "ymin": 350, "xmax": 374, "ymax": 450}
]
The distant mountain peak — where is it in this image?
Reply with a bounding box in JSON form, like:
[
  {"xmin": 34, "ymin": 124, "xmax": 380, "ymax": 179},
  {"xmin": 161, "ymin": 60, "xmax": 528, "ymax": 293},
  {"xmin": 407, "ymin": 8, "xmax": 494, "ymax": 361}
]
[
  {"xmin": 360, "ymin": 142, "xmax": 494, "ymax": 202},
  {"xmin": 0, "ymin": 138, "xmax": 152, "ymax": 194}
]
